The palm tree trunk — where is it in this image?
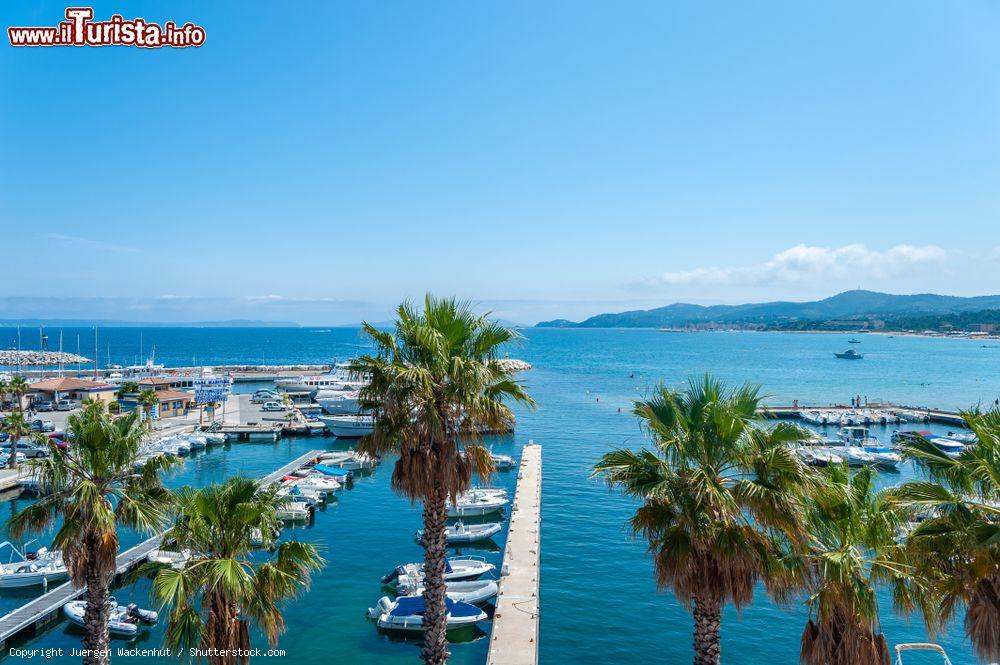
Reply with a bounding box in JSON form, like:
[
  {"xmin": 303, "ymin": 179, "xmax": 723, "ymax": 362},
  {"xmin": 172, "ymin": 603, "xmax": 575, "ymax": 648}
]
[
  {"xmin": 82, "ymin": 562, "xmax": 111, "ymax": 665},
  {"xmin": 206, "ymin": 593, "xmax": 248, "ymax": 665},
  {"xmin": 8, "ymin": 433, "xmax": 18, "ymax": 470},
  {"xmin": 420, "ymin": 480, "xmax": 450, "ymax": 665},
  {"xmin": 692, "ymin": 593, "xmax": 722, "ymax": 665}
]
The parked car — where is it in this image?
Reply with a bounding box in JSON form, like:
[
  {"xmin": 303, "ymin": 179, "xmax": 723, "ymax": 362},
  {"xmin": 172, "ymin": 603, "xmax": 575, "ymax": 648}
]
[
  {"xmin": 251, "ymin": 391, "xmax": 280, "ymax": 403},
  {"xmin": 30, "ymin": 420, "xmax": 55, "ymax": 433},
  {"xmin": 54, "ymin": 400, "xmax": 76, "ymax": 411},
  {"xmin": 261, "ymin": 401, "xmax": 286, "ymax": 412},
  {"xmin": 10, "ymin": 442, "xmax": 47, "ymax": 458},
  {"xmin": 0, "ymin": 452, "xmax": 27, "ymax": 468},
  {"xmin": 33, "ymin": 401, "xmax": 55, "ymax": 412},
  {"xmin": 0, "ymin": 433, "xmax": 7, "ymax": 443}
]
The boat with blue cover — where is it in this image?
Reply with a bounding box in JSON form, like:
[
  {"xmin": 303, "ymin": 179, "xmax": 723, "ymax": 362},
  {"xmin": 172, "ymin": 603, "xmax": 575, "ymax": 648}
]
[
  {"xmin": 367, "ymin": 595, "xmax": 487, "ymax": 632},
  {"xmin": 311, "ymin": 464, "xmax": 353, "ymax": 479},
  {"xmin": 381, "ymin": 556, "xmax": 495, "ymax": 585}
]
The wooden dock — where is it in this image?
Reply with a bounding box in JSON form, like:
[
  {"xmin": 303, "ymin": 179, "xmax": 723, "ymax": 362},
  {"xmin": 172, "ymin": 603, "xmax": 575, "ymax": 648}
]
[
  {"xmin": 487, "ymin": 442, "xmax": 541, "ymax": 665},
  {"xmin": 0, "ymin": 450, "xmax": 323, "ymax": 649}
]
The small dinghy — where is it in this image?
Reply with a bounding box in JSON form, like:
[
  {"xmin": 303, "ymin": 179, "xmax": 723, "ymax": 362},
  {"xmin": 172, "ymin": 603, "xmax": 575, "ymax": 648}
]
[
  {"xmin": 382, "ymin": 556, "xmax": 495, "ymax": 585},
  {"xmin": 863, "ymin": 447, "xmax": 902, "ymax": 469},
  {"xmin": 184, "ymin": 435, "xmax": 208, "ymax": 450},
  {"xmin": 146, "ymin": 548, "xmax": 191, "ymax": 569},
  {"xmin": 202, "ymin": 432, "xmax": 228, "ymax": 445},
  {"xmin": 367, "ymin": 595, "xmax": 487, "ymax": 632},
  {"xmin": 417, "ymin": 521, "xmax": 502, "ymax": 544},
  {"xmin": 63, "ymin": 598, "xmax": 158, "ymax": 638},
  {"xmin": 397, "ymin": 578, "xmax": 498, "ymax": 605}
]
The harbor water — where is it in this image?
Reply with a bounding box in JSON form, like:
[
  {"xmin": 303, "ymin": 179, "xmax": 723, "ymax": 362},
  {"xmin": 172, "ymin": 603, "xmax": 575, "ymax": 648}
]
[{"xmin": 2, "ymin": 327, "xmax": 999, "ymax": 663}]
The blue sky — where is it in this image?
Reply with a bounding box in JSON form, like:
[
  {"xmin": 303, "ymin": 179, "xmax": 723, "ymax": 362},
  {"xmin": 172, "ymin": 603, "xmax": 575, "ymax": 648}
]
[{"xmin": 3, "ymin": 1, "xmax": 1000, "ymax": 324}]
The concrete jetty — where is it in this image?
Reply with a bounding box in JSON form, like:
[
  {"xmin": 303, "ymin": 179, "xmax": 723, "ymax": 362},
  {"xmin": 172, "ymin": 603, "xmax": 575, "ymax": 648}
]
[
  {"xmin": 761, "ymin": 402, "xmax": 969, "ymax": 427},
  {"xmin": 487, "ymin": 442, "xmax": 541, "ymax": 665}
]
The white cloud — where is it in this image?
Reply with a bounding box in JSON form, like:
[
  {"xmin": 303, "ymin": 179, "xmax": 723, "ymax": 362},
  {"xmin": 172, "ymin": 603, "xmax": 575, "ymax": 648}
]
[{"xmin": 647, "ymin": 243, "xmax": 949, "ymax": 287}]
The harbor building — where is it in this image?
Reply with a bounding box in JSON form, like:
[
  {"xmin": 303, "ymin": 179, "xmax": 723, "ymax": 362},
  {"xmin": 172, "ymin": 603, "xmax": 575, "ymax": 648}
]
[{"xmin": 27, "ymin": 377, "xmax": 118, "ymax": 405}]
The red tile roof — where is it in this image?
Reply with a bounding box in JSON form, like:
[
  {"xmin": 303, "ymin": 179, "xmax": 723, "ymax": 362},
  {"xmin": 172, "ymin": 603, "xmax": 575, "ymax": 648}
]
[
  {"xmin": 154, "ymin": 390, "xmax": 194, "ymax": 402},
  {"xmin": 29, "ymin": 377, "xmax": 116, "ymax": 392}
]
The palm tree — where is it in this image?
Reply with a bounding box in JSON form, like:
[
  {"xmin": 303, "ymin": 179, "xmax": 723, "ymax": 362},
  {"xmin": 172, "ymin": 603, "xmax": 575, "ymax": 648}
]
[
  {"xmin": 144, "ymin": 477, "xmax": 323, "ymax": 664},
  {"xmin": 593, "ymin": 376, "xmax": 815, "ymax": 665},
  {"xmin": 0, "ymin": 378, "xmax": 8, "ymax": 409},
  {"xmin": 138, "ymin": 389, "xmax": 159, "ymax": 424},
  {"xmin": 7, "ymin": 376, "xmax": 29, "ymax": 413},
  {"xmin": 0, "ymin": 411, "xmax": 43, "ymax": 470},
  {"xmin": 797, "ymin": 464, "xmax": 923, "ymax": 665},
  {"xmin": 892, "ymin": 409, "xmax": 1000, "ymax": 662},
  {"xmin": 349, "ymin": 295, "xmax": 534, "ymax": 665},
  {"xmin": 117, "ymin": 381, "xmax": 140, "ymax": 400},
  {"xmin": 8, "ymin": 401, "xmax": 174, "ymax": 665}
]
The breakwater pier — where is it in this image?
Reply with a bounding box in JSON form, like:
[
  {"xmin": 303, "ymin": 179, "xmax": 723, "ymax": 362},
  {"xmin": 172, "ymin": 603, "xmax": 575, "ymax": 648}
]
[
  {"xmin": 762, "ymin": 402, "xmax": 969, "ymax": 427},
  {"xmin": 487, "ymin": 442, "xmax": 541, "ymax": 665}
]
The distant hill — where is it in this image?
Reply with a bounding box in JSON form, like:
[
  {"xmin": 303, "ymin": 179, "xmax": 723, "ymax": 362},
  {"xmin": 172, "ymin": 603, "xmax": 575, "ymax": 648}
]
[
  {"xmin": 0, "ymin": 319, "xmax": 299, "ymax": 328},
  {"xmin": 535, "ymin": 290, "xmax": 1000, "ymax": 329}
]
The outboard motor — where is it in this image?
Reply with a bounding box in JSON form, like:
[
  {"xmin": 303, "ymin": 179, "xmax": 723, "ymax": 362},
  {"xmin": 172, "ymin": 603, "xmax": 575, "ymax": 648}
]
[
  {"xmin": 127, "ymin": 603, "xmax": 159, "ymax": 624},
  {"xmin": 380, "ymin": 566, "xmax": 405, "ymax": 585}
]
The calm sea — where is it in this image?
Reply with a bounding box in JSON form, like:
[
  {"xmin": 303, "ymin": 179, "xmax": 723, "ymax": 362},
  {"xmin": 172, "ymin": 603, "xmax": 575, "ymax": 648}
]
[{"xmin": 2, "ymin": 327, "xmax": 999, "ymax": 664}]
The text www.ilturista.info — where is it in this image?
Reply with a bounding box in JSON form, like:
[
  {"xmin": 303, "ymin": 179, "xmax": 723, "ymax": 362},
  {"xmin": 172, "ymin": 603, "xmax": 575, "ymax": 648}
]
[{"xmin": 8, "ymin": 7, "xmax": 205, "ymax": 48}]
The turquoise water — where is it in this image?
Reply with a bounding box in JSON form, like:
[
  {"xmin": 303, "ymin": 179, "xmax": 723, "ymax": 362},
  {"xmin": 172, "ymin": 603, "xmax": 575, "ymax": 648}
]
[{"xmin": 3, "ymin": 327, "xmax": 1000, "ymax": 663}]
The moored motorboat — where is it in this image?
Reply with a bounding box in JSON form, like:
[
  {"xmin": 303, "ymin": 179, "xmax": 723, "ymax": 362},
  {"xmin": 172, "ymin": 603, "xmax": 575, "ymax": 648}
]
[
  {"xmin": 319, "ymin": 414, "xmax": 375, "ymax": 438},
  {"xmin": 284, "ymin": 474, "xmax": 341, "ymax": 494},
  {"xmin": 796, "ymin": 447, "xmax": 844, "ymax": 467},
  {"xmin": 381, "ymin": 556, "xmax": 495, "ymax": 585},
  {"xmin": 397, "ymin": 578, "xmax": 498, "ymax": 605},
  {"xmin": 489, "ymin": 453, "xmax": 516, "ymax": 471},
  {"xmin": 146, "ymin": 548, "xmax": 192, "ymax": 569},
  {"xmin": 316, "ymin": 390, "xmax": 361, "ymax": 415},
  {"xmin": 316, "ymin": 450, "xmax": 379, "ymax": 471},
  {"xmin": 893, "ymin": 643, "xmax": 954, "ymax": 665},
  {"xmin": 0, "ymin": 541, "xmax": 68, "ymax": 588},
  {"xmin": 367, "ymin": 596, "xmax": 487, "ymax": 632},
  {"xmin": 929, "ymin": 437, "xmax": 965, "ymax": 457},
  {"xmin": 417, "ymin": 521, "xmax": 502, "ymax": 544},
  {"xmin": 447, "ymin": 493, "xmax": 508, "ymax": 518},
  {"xmin": 834, "ymin": 349, "xmax": 864, "ymax": 359},
  {"xmin": 277, "ymin": 500, "xmax": 312, "ymax": 521}
]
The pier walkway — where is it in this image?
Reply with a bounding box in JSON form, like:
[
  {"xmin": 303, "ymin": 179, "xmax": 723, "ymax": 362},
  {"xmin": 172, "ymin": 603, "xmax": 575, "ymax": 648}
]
[
  {"xmin": 487, "ymin": 442, "xmax": 541, "ymax": 665},
  {"xmin": 762, "ymin": 402, "xmax": 969, "ymax": 426},
  {"xmin": 0, "ymin": 449, "xmax": 323, "ymax": 649}
]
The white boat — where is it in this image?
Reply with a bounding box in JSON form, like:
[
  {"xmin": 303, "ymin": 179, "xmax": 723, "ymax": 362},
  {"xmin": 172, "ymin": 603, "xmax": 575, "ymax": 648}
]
[
  {"xmin": 0, "ymin": 541, "xmax": 68, "ymax": 588},
  {"xmin": 63, "ymin": 598, "xmax": 158, "ymax": 637},
  {"xmin": 894, "ymin": 643, "xmax": 954, "ymax": 665},
  {"xmin": 417, "ymin": 521, "xmax": 502, "ymax": 544},
  {"xmin": 319, "ymin": 414, "xmax": 374, "ymax": 438},
  {"xmin": 146, "ymin": 548, "xmax": 191, "ymax": 569},
  {"xmin": 799, "ymin": 410, "xmax": 829, "ymax": 426},
  {"xmin": 277, "ymin": 500, "xmax": 312, "ymax": 521},
  {"xmin": 184, "ymin": 435, "xmax": 208, "ymax": 450},
  {"xmin": 929, "ymin": 438, "xmax": 965, "ymax": 457},
  {"xmin": 796, "ymin": 447, "xmax": 844, "ymax": 467},
  {"xmin": 447, "ymin": 493, "xmax": 508, "ymax": 518},
  {"xmin": 397, "ymin": 578, "xmax": 498, "ymax": 605},
  {"xmin": 316, "ymin": 391, "xmax": 362, "ymax": 415},
  {"xmin": 286, "ymin": 475, "xmax": 341, "ymax": 494},
  {"xmin": 945, "ymin": 430, "xmax": 978, "ymax": 445},
  {"xmin": 367, "ymin": 595, "xmax": 487, "ymax": 632},
  {"xmin": 202, "ymin": 432, "xmax": 228, "ymax": 445},
  {"xmin": 382, "ymin": 557, "xmax": 496, "ymax": 585},
  {"xmin": 277, "ymin": 372, "xmax": 363, "ymax": 393},
  {"xmin": 490, "ymin": 453, "xmax": 516, "ymax": 471},
  {"xmin": 278, "ymin": 484, "xmax": 325, "ymax": 506},
  {"xmin": 317, "ymin": 450, "xmax": 379, "ymax": 471},
  {"xmin": 838, "ymin": 426, "xmax": 881, "ymax": 448}
]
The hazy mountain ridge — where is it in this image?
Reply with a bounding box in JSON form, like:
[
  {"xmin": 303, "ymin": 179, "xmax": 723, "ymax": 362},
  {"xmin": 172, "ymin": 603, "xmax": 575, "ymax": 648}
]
[{"xmin": 536, "ymin": 290, "xmax": 1000, "ymax": 328}]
